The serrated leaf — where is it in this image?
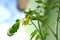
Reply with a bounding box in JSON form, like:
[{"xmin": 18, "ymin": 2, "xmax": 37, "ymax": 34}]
[
  {"xmin": 35, "ymin": 34, "xmax": 40, "ymax": 40},
  {"xmin": 7, "ymin": 19, "xmax": 20, "ymax": 36},
  {"xmin": 30, "ymin": 30, "xmax": 37, "ymax": 40}
]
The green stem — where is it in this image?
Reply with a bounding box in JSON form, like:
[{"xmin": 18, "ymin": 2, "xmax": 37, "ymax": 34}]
[
  {"xmin": 37, "ymin": 20, "xmax": 44, "ymax": 40},
  {"xmin": 31, "ymin": 20, "xmax": 44, "ymax": 40},
  {"xmin": 31, "ymin": 20, "xmax": 39, "ymax": 33},
  {"xmin": 56, "ymin": 13, "xmax": 59, "ymax": 40},
  {"xmin": 47, "ymin": 24, "xmax": 56, "ymax": 37},
  {"xmin": 47, "ymin": 13, "xmax": 59, "ymax": 40}
]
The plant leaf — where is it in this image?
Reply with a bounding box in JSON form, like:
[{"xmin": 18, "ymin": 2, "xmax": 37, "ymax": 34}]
[
  {"xmin": 31, "ymin": 15, "xmax": 48, "ymax": 23},
  {"xmin": 30, "ymin": 30, "xmax": 37, "ymax": 40},
  {"xmin": 43, "ymin": 33, "xmax": 49, "ymax": 39},
  {"xmin": 36, "ymin": 0, "xmax": 43, "ymax": 4},
  {"xmin": 35, "ymin": 34, "xmax": 40, "ymax": 40},
  {"xmin": 24, "ymin": 9, "xmax": 33, "ymax": 15},
  {"xmin": 59, "ymin": 17, "xmax": 60, "ymax": 22},
  {"xmin": 51, "ymin": 5, "xmax": 58, "ymax": 9},
  {"xmin": 52, "ymin": 1, "xmax": 59, "ymax": 5},
  {"xmin": 7, "ymin": 19, "xmax": 20, "ymax": 36},
  {"xmin": 38, "ymin": 15, "xmax": 49, "ymax": 23}
]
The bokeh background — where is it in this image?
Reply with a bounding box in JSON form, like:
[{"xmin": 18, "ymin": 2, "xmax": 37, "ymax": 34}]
[{"xmin": 0, "ymin": 0, "xmax": 60, "ymax": 40}]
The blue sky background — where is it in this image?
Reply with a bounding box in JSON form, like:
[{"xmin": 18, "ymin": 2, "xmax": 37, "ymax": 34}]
[
  {"xmin": 0, "ymin": 0, "xmax": 29, "ymax": 40},
  {"xmin": 0, "ymin": 0, "xmax": 23, "ymax": 24}
]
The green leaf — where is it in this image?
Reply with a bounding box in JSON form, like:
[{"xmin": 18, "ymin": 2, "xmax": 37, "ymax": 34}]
[
  {"xmin": 31, "ymin": 16, "xmax": 37, "ymax": 20},
  {"xmin": 7, "ymin": 19, "xmax": 20, "ymax": 36},
  {"xmin": 36, "ymin": 5, "xmax": 41, "ymax": 8},
  {"xmin": 59, "ymin": 17, "xmax": 60, "ymax": 19},
  {"xmin": 24, "ymin": 9, "xmax": 33, "ymax": 15},
  {"xmin": 36, "ymin": 0, "xmax": 43, "ymax": 4},
  {"xmin": 38, "ymin": 15, "xmax": 49, "ymax": 23},
  {"xmin": 43, "ymin": 2, "xmax": 49, "ymax": 9},
  {"xmin": 43, "ymin": 32, "xmax": 49, "ymax": 39},
  {"xmin": 59, "ymin": 17, "xmax": 60, "ymax": 22},
  {"xmin": 52, "ymin": 1, "xmax": 59, "ymax": 5},
  {"xmin": 35, "ymin": 34, "xmax": 40, "ymax": 40},
  {"xmin": 51, "ymin": 5, "xmax": 58, "ymax": 9},
  {"xmin": 51, "ymin": 1, "xmax": 59, "ymax": 9},
  {"xmin": 31, "ymin": 15, "xmax": 49, "ymax": 23},
  {"xmin": 30, "ymin": 30, "xmax": 37, "ymax": 40},
  {"xmin": 24, "ymin": 9, "xmax": 35, "ymax": 18}
]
